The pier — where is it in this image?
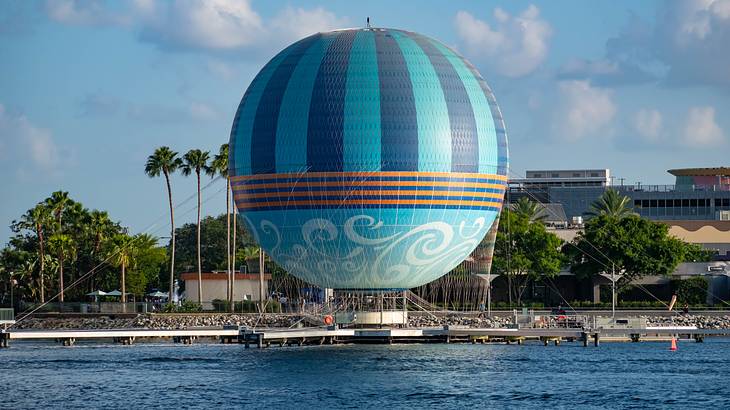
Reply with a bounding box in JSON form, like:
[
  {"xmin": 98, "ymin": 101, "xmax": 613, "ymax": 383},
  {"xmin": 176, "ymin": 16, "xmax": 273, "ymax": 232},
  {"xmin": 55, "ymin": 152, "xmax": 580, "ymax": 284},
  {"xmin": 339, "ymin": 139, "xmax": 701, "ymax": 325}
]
[{"xmin": 3, "ymin": 324, "xmax": 730, "ymax": 348}]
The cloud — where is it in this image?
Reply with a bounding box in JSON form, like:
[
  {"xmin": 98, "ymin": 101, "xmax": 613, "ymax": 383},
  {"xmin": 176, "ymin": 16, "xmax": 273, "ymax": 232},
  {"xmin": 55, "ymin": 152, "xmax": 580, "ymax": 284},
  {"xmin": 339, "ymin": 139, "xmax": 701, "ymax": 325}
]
[
  {"xmin": 134, "ymin": 0, "xmax": 264, "ymax": 51},
  {"xmin": 633, "ymin": 109, "xmax": 663, "ymax": 141},
  {"xmin": 270, "ymin": 6, "xmax": 349, "ymax": 42},
  {"xmin": 131, "ymin": 0, "xmax": 347, "ymax": 54},
  {"xmin": 454, "ymin": 5, "xmax": 552, "ymax": 77},
  {"xmin": 44, "ymin": 0, "xmax": 128, "ymax": 26},
  {"xmin": 570, "ymin": 0, "xmax": 730, "ymax": 88},
  {"xmin": 553, "ymin": 81, "xmax": 616, "ymax": 141},
  {"xmin": 0, "ymin": 104, "xmax": 61, "ymax": 172},
  {"xmin": 79, "ymin": 93, "xmax": 121, "ymax": 117},
  {"xmin": 683, "ymin": 106, "xmax": 725, "ymax": 146}
]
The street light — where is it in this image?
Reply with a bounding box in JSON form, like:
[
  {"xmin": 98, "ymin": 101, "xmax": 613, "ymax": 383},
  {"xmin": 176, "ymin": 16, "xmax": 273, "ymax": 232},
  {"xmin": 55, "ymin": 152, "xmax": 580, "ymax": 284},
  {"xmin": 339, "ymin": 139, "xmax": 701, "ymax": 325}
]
[{"xmin": 9, "ymin": 271, "xmax": 15, "ymax": 310}]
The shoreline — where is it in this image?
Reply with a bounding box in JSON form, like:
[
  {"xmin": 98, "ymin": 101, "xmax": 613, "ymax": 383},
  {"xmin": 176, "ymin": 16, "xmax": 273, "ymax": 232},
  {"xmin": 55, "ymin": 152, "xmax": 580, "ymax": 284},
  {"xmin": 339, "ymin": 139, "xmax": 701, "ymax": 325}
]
[{"xmin": 9, "ymin": 312, "xmax": 730, "ymax": 331}]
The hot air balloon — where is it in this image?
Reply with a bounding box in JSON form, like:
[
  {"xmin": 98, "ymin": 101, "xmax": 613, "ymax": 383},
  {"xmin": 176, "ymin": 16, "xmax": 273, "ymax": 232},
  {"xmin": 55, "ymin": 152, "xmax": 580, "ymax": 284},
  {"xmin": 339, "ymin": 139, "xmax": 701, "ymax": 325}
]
[{"xmin": 229, "ymin": 27, "xmax": 508, "ymax": 290}]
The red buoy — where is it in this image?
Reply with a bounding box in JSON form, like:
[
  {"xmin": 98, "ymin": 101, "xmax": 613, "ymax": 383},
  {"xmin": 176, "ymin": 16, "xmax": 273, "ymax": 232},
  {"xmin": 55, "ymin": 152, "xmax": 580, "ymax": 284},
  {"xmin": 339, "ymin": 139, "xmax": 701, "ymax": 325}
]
[{"xmin": 670, "ymin": 337, "xmax": 678, "ymax": 351}]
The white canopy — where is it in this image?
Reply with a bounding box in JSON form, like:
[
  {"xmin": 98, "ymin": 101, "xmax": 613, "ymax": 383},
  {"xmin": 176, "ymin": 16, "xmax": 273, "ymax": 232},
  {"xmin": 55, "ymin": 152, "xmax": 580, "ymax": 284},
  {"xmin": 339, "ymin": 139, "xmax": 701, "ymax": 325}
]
[{"xmin": 86, "ymin": 290, "xmax": 107, "ymax": 297}]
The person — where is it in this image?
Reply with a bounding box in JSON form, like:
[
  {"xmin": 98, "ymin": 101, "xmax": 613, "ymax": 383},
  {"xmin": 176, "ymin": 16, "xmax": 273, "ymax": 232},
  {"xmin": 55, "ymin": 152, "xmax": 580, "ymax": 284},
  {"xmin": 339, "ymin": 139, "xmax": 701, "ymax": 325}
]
[{"xmin": 682, "ymin": 303, "xmax": 689, "ymax": 315}]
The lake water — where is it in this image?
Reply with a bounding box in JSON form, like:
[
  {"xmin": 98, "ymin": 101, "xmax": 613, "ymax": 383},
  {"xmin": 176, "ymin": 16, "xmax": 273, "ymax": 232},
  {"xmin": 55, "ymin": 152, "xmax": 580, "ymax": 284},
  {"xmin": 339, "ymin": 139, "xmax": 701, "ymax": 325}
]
[{"xmin": 3, "ymin": 338, "xmax": 729, "ymax": 409}]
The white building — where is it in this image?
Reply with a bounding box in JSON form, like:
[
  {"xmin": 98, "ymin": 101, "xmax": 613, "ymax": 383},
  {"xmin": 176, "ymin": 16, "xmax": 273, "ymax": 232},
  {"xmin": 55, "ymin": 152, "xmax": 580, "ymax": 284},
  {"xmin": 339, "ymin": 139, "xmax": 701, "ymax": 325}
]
[{"xmin": 180, "ymin": 271, "xmax": 271, "ymax": 310}]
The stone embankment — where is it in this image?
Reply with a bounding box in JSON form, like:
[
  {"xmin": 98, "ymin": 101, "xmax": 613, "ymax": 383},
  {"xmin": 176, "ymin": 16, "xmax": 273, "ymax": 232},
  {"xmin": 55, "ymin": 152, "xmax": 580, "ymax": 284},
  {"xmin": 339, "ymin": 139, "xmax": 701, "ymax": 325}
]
[{"xmin": 10, "ymin": 313, "xmax": 730, "ymax": 330}]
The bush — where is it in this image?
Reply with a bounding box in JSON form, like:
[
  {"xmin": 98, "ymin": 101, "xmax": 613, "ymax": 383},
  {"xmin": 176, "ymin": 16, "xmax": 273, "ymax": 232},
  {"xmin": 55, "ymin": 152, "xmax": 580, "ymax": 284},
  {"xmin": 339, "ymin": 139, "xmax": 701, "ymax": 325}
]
[
  {"xmin": 162, "ymin": 301, "xmax": 203, "ymax": 313},
  {"xmin": 672, "ymin": 277, "xmax": 708, "ymax": 305}
]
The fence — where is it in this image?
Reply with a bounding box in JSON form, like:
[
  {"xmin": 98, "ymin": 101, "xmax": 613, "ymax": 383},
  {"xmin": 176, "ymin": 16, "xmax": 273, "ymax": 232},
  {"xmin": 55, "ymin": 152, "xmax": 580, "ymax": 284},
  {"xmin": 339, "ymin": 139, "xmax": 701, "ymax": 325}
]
[{"xmin": 0, "ymin": 308, "xmax": 14, "ymax": 322}]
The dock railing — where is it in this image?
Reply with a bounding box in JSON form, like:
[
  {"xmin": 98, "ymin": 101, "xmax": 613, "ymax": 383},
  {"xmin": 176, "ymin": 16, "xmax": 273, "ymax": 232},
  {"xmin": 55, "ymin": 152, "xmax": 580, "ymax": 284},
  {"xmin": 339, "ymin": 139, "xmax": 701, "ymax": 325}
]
[{"xmin": 0, "ymin": 308, "xmax": 14, "ymax": 324}]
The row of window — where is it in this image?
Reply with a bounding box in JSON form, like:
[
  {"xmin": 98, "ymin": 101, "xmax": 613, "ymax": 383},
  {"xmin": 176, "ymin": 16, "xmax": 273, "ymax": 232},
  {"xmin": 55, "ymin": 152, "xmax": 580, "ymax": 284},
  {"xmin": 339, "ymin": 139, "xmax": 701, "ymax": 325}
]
[{"xmin": 634, "ymin": 198, "xmax": 730, "ymax": 208}]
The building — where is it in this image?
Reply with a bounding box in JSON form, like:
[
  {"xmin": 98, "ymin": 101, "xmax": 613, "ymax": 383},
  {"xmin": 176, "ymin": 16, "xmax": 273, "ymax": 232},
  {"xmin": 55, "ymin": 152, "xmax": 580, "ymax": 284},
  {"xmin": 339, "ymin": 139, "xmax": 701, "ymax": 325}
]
[{"xmin": 180, "ymin": 272, "xmax": 271, "ymax": 310}]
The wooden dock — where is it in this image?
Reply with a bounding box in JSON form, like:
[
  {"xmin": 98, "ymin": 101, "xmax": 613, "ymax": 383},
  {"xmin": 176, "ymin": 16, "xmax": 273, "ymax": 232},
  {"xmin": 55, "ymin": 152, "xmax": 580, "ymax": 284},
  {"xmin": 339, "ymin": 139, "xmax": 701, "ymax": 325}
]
[{"xmin": 2, "ymin": 325, "xmax": 730, "ymax": 348}]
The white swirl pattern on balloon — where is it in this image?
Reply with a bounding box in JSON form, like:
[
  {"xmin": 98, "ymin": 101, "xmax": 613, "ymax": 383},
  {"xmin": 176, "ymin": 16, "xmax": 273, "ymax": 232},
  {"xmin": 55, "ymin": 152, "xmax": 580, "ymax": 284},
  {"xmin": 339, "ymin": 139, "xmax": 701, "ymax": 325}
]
[{"xmin": 243, "ymin": 213, "xmax": 491, "ymax": 289}]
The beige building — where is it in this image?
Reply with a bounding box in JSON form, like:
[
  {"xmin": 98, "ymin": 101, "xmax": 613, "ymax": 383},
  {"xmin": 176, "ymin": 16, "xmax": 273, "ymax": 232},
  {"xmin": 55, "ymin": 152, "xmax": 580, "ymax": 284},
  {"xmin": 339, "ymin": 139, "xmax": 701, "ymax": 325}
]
[{"xmin": 180, "ymin": 272, "xmax": 271, "ymax": 309}]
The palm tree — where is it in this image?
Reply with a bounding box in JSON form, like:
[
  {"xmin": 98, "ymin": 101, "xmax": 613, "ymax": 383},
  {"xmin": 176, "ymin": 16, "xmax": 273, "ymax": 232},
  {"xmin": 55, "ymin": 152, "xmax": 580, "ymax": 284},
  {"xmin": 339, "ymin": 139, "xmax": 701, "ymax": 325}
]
[
  {"xmin": 108, "ymin": 234, "xmax": 137, "ymax": 308},
  {"xmin": 47, "ymin": 233, "xmax": 75, "ymax": 303},
  {"xmin": 17, "ymin": 204, "xmax": 52, "ymax": 302},
  {"xmin": 241, "ymin": 246, "xmax": 260, "ymax": 273},
  {"xmin": 45, "ymin": 191, "xmax": 73, "ymax": 301},
  {"xmin": 181, "ymin": 149, "xmax": 211, "ymax": 305},
  {"xmin": 145, "ymin": 146, "xmax": 182, "ymax": 302},
  {"xmin": 208, "ymin": 144, "xmax": 231, "ymax": 307},
  {"xmin": 586, "ymin": 189, "xmax": 637, "ymax": 218},
  {"xmin": 512, "ymin": 197, "xmax": 547, "ymax": 223}
]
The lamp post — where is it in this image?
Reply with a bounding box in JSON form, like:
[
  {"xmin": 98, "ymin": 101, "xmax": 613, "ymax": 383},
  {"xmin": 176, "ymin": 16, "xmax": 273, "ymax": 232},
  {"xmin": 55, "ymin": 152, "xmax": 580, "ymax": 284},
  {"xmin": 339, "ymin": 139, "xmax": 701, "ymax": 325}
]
[
  {"xmin": 9, "ymin": 272, "xmax": 15, "ymax": 311},
  {"xmin": 611, "ymin": 264, "xmax": 616, "ymax": 324}
]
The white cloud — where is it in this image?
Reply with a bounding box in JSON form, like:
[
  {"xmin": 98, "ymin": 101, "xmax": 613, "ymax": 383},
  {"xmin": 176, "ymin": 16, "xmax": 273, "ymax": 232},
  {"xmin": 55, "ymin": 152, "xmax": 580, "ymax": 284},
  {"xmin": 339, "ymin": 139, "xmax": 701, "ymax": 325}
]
[
  {"xmin": 683, "ymin": 106, "xmax": 724, "ymax": 146},
  {"xmin": 44, "ymin": 0, "xmax": 128, "ymax": 26},
  {"xmin": 554, "ymin": 81, "xmax": 616, "ymax": 141},
  {"xmin": 0, "ymin": 104, "xmax": 61, "ymax": 171},
  {"xmin": 131, "ymin": 0, "xmax": 347, "ymax": 53},
  {"xmin": 634, "ymin": 108, "xmax": 663, "ymax": 141},
  {"xmin": 271, "ymin": 7, "xmax": 349, "ymax": 41},
  {"xmin": 134, "ymin": 0, "xmax": 264, "ymax": 51},
  {"xmin": 454, "ymin": 5, "xmax": 552, "ymax": 77}
]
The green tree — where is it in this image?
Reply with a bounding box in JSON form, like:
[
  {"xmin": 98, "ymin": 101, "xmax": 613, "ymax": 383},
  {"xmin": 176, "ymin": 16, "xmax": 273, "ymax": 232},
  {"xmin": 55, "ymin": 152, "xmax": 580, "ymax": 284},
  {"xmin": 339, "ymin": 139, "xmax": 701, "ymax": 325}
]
[
  {"xmin": 586, "ymin": 188, "xmax": 637, "ymax": 218},
  {"xmin": 107, "ymin": 234, "xmax": 138, "ymax": 304},
  {"xmin": 145, "ymin": 146, "xmax": 182, "ymax": 301},
  {"xmin": 47, "ymin": 233, "xmax": 75, "ymax": 303},
  {"xmin": 13, "ymin": 204, "xmax": 53, "ymax": 302},
  {"xmin": 208, "ymin": 143, "xmax": 231, "ymax": 306},
  {"xmin": 181, "ymin": 149, "xmax": 211, "ymax": 304},
  {"xmin": 492, "ymin": 210, "xmax": 564, "ymax": 305},
  {"xmin": 566, "ymin": 215, "xmax": 704, "ymax": 288},
  {"xmin": 512, "ymin": 197, "xmax": 547, "ymax": 223}
]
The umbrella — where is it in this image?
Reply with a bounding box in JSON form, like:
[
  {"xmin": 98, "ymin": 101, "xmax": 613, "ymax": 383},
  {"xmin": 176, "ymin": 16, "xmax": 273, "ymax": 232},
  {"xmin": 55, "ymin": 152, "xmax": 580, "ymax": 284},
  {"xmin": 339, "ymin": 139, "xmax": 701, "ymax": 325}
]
[
  {"xmin": 106, "ymin": 290, "xmax": 122, "ymax": 297},
  {"xmin": 147, "ymin": 291, "xmax": 168, "ymax": 298},
  {"xmin": 86, "ymin": 290, "xmax": 107, "ymax": 297}
]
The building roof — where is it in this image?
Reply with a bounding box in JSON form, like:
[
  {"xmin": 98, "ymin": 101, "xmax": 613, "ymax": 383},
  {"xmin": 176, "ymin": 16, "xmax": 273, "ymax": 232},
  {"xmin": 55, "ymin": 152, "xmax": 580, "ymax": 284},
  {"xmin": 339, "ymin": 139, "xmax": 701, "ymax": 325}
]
[{"xmin": 668, "ymin": 167, "xmax": 730, "ymax": 177}]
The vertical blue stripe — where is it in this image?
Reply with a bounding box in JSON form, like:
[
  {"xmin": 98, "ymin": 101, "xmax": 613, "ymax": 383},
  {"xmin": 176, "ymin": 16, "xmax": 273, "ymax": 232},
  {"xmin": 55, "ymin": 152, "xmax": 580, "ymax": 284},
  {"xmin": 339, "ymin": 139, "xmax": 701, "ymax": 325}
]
[
  {"xmin": 276, "ymin": 34, "xmax": 335, "ymax": 173},
  {"xmin": 390, "ymin": 31, "xmax": 451, "ymax": 173},
  {"xmin": 306, "ymin": 31, "xmax": 357, "ymax": 172},
  {"xmin": 429, "ymin": 40, "xmax": 498, "ymax": 175},
  {"xmin": 375, "ymin": 30, "xmax": 419, "ymax": 171},
  {"xmin": 251, "ymin": 34, "xmax": 319, "ymax": 174},
  {"xmin": 230, "ymin": 46, "xmax": 294, "ymax": 176},
  {"xmin": 407, "ymin": 32, "xmax": 480, "ymax": 173},
  {"xmin": 343, "ymin": 30, "xmax": 381, "ymax": 172},
  {"xmin": 463, "ymin": 60, "xmax": 509, "ymax": 176}
]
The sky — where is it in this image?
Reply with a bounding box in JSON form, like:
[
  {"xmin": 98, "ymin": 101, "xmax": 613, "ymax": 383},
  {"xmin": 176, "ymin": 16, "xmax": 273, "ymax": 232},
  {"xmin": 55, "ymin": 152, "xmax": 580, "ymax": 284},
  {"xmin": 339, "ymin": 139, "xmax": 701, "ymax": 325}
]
[{"xmin": 1, "ymin": 0, "xmax": 729, "ymax": 244}]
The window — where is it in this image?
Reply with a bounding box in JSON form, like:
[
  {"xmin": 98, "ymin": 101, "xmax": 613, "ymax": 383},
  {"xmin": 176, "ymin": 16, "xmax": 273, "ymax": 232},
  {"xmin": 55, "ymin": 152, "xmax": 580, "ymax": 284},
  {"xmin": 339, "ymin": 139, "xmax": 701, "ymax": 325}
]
[
  {"xmin": 590, "ymin": 172, "xmax": 599, "ymax": 177},
  {"xmin": 552, "ymin": 173, "xmax": 559, "ymax": 178},
  {"xmin": 650, "ymin": 200, "xmax": 657, "ymax": 208},
  {"xmin": 533, "ymin": 173, "xmax": 542, "ymax": 178},
  {"xmin": 642, "ymin": 200, "xmax": 650, "ymax": 208},
  {"xmin": 682, "ymin": 199, "xmax": 690, "ymax": 207},
  {"xmin": 658, "ymin": 199, "xmax": 666, "ymax": 207},
  {"xmin": 674, "ymin": 199, "xmax": 682, "ymax": 207},
  {"xmin": 634, "ymin": 200, "xmax": 642, "ymax": 208},
  {"xmin": 690, "ymin": 199, "xmax": 697, "ymax": 207},
  {"xmin": 724, "ymin": 199, "xmax": 730, "ymax": 207},
  {"xmin": 716, "ymin": 199, "xmax": 722, "ymax": 207},
  {"xmin": 573, "ymin": 173, "xmax": 581, "ymax": 177}
]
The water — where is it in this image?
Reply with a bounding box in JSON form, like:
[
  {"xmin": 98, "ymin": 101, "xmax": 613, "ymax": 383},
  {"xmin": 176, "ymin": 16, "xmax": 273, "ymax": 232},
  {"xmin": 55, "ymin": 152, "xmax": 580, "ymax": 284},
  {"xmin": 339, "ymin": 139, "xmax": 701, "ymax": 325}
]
[{"xmin": 3, "ymin": 339, "xmax": 730, "ymax": 409}]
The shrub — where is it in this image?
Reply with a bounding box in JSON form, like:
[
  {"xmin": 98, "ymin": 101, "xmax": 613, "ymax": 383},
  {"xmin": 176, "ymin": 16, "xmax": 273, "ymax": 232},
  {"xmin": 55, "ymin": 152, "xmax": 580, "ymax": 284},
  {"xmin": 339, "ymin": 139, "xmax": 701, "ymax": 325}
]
[{"xmin": 672, "ymin": 277, "xmax": 708, "ymax": 306}]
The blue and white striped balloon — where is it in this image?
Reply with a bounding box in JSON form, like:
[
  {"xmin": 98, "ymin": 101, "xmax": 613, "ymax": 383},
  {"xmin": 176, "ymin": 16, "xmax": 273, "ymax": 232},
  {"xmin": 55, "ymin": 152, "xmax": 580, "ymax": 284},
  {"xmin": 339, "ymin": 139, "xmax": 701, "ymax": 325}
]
[{"xmin": 229, "ymin": 28, "xmax": 509, "ymax": 290}]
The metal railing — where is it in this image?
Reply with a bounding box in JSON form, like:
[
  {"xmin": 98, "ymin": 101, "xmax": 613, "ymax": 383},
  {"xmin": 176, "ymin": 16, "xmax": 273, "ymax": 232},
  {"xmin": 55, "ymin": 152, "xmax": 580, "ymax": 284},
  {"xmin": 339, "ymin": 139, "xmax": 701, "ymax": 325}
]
[{"xmin": 0, "ymin": 308, "xmax": 15, "ymax": 322}]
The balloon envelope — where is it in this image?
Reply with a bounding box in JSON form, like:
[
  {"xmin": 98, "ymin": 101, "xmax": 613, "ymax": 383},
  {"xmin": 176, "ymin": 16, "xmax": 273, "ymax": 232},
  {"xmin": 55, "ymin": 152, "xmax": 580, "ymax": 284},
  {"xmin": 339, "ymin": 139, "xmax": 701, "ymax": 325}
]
[{"xmin": 229, "ymin": 28, "xmax": 508, "ymax": 290}]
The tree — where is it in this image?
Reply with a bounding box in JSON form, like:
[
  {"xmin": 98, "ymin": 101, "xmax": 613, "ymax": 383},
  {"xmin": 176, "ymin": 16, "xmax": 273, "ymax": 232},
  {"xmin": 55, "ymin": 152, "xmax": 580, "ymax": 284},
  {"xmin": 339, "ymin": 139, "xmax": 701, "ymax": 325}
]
[
  {"xmin": 107, "ymin": 234, "xmax": 137, "ymax": 305},
  {"xmin": 566, "ymin": 215, "xmax": 707, "ymax": 289},
  {"xmin": 492, "ymin": 210, "xmax": 564, "ymax": 305},
  {"xmin": 145, "ymin": 146, "xmax": 182, "ymax": 302},
  {"xmin": 47, "ymin": 233, "xmax": 75, "ymax": 303},
  {"xmin": 208, "ymin": 143, "xmax": 232, "ymax": 307},
  {"xmin": 586, "ymin": 189, "xmax": 637, "ymax": 218},
  {"xmin": 13, "ymin": 204, "xmax": 52, "ymax": 302},
  {"xmin": 512, "ymin": 197, "xmax": 547, "ymax": 223},
  {"xmin": 181, "ymin": 149, "xmax": 211, "ymax": 304}
]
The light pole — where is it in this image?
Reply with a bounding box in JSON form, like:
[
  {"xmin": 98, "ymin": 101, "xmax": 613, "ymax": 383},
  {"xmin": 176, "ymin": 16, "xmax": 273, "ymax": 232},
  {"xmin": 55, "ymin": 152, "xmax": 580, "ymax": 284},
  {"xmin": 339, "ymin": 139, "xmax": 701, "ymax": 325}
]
[
  {"xmin": 611, "ymin": 264, "xmax": 616, "ymax": 324},
  {"xmin": 9, "ymin": 272, "xmax": 15, "ymax": 311}
]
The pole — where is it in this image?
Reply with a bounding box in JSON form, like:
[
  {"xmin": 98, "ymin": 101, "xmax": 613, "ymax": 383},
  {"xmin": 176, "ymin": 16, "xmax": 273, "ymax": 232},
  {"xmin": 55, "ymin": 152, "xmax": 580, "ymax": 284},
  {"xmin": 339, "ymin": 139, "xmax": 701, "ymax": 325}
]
[
  {"xmin": 10, "ymin": 274, "xmax": 14, "ymax": 311},
  {"xmin": 487, "ymin": 275, "xmax": 492, "ymax": 317},
  {"xmin": 611, "ymin": 264, "xmax": 616, "ymax": 324},
  {"xmin": 259, "ymin": 248, "xmax": 265, "ymax": 313}
]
